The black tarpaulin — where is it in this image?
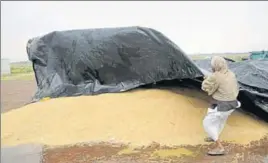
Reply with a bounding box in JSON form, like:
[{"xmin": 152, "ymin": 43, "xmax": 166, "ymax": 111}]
[{"xmin": 26, "ymin": 26, "xmax": 203, "ymax": 101}]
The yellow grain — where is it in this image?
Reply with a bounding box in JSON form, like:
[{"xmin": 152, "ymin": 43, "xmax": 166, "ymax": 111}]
[{"xmin": 1, "ymin": 89, "xmax": 268, "ymax": 147}]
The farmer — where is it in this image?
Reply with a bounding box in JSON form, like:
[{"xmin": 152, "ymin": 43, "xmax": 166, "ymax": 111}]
[{"xmin": 201, "ymin": 56, "xmax": 241, "ymax": 156}]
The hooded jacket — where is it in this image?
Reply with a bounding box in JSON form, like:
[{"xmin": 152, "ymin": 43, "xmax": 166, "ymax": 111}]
[{"xmin": 201, "ymin": 56, "xmax": 239, "ymax": 102}]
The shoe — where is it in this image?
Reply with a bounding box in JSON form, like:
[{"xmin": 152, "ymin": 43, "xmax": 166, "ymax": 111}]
[{"xmin": 207, "ymin": 148, "xmax": 225, "ymax": 156}]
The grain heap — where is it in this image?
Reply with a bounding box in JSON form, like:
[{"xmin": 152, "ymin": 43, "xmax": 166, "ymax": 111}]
[{"xmin": 1, "ymin": 88, "xmax": 268, "ymax": 147}]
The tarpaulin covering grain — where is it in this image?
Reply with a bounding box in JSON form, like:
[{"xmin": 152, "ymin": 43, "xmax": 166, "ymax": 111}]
[
  {"xmin": 26, "ymin": 26, "xmax": 203, "ymax": 101},
  {"xmin": 194, "ymin": 59, "xmax": 268, "ymax": 121}
]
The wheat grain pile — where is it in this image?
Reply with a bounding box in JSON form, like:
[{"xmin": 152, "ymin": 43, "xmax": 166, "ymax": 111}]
[{"xmin": 1, "ymin": 88, "xmax": 268, "ymax": 147}]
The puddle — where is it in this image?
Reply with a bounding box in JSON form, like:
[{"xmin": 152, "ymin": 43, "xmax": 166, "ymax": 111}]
[
  {"xmin": 118, "ymin": 147, "xmax": 140, "ymax": 155},
  {"xmin": 152, "ymin": 148, "xmax": 194, "ymax": 158}
]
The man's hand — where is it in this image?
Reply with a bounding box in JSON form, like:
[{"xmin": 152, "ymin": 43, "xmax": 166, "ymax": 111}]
[{"xmin": 201, "ymin": 74, "xmax": 219, "ymax": 96}]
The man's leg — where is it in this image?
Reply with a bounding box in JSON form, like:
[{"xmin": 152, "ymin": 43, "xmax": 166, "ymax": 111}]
[
  {"xmin": 217, "ymin": 109, "xmax": 235, "ymax": 135},
  {"xmin": 215, "ymin": 139, "xmax": 224, "ymax": 150},
  {"xmin": 207, "ymin": 121, "xmax": 225, "ymax": 155},
  {"xmin": 207, "ymin": 110, "xmax": 235, "ymax": 155},
  {"xmin": 204, "ymin": 104, "xmax": 218, "ymax": 142},
  {"xmin": 203, "ymin": 106, "xmax": 217, "ymax": 142}
]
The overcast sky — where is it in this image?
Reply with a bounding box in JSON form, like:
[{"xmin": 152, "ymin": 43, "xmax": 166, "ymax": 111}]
[{"xmin": 1, "ymin": 1, "xmax": 268, "ymax": 62}]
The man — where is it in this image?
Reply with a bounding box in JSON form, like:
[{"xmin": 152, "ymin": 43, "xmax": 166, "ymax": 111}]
[{"xmin": 201, "ymin": 56, "xmax": 241, "ymax": 156}]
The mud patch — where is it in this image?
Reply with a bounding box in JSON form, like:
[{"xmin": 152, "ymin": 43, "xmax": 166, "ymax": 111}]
[
  {"xmin": 152, "ymin": 148, "xmax": 195, "ymax": 158},
  {"xmin": 43, "ymin": 143, "xmax": 125, "ymax": 163},
  {"xmin": 42, "ymin": 136, "xmax": 268, "ymax": 163},
  {"xmin": 118, "ymin": 147, "xmax": 140, "ymax": 155}
]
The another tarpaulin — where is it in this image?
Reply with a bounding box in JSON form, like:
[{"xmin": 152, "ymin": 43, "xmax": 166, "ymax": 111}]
[
  {"xmin": 26, "ymin": 26, "xmax": 203, "ymax": 101},
  {"xmin": 194, "ymin": 59, "xmax": 268, "ymax": 121}
]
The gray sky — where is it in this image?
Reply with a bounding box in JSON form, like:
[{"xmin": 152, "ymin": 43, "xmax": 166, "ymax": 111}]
[{"xmin": 1, "ymin": 1, "xmax": 268, "ymax": 62}]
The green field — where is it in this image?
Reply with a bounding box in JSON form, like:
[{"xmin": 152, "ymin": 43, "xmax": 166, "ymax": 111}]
[
  {"xmin": 10, "ymin": 64, "xmax": 33, "ymax": 74},
  {"xmin": 1, "ymin": 63, "xmax": 34, "ymax": 81}
]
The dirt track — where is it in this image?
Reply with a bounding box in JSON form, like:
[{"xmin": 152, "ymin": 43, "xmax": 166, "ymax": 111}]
[
  {"xmin": 1, "ymin": 80, "xmax": 36, "ymax": 113},
  {"xmin": 1, "ymin": 79, "xmax": 268, "ymax": 163}
]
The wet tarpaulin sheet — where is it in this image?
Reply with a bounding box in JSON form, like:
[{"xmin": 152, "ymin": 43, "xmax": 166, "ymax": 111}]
[
  {"xmin": 194, "ymin": 59, "xmax": 268, "ymax": 121},
  {"xmin": 27, "ymin": 26, "xmax": 203, "ymax": 101}
]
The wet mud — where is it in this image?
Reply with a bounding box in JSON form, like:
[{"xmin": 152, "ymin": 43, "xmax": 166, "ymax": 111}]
[{"xmin": 43, "ymin": 136, "xmax": 268, "ymax": 163}]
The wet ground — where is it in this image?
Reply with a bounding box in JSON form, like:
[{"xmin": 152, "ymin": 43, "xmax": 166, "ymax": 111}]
[
  {"xmin": 42, "ymin": 136, "xmax": 268, "ymax": 163},
  {"xmin": 1, "ymin": 79, "xmax": 268, "ymax": 163},
  {"xmin": 2, "ymin": 136, "xmax": 268, "ymax": 163}
]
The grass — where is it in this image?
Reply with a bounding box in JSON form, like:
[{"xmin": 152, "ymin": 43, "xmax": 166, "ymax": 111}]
[
  {"xmin": 11, "ymin": 64, "xmax": 33, "ymax": 74},
  {"xmin": 1, "ymin": 64, "xmax": 34, "ymax": 81}
]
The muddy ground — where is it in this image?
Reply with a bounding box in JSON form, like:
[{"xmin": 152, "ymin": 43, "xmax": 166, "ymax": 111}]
[
  {"xmin": 43, "ymin": 137, "xmax": 268, "ymax": 163},
  {"xmin": 1, "ymin": 79, "xmax": 268, "ymax": 163}
]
